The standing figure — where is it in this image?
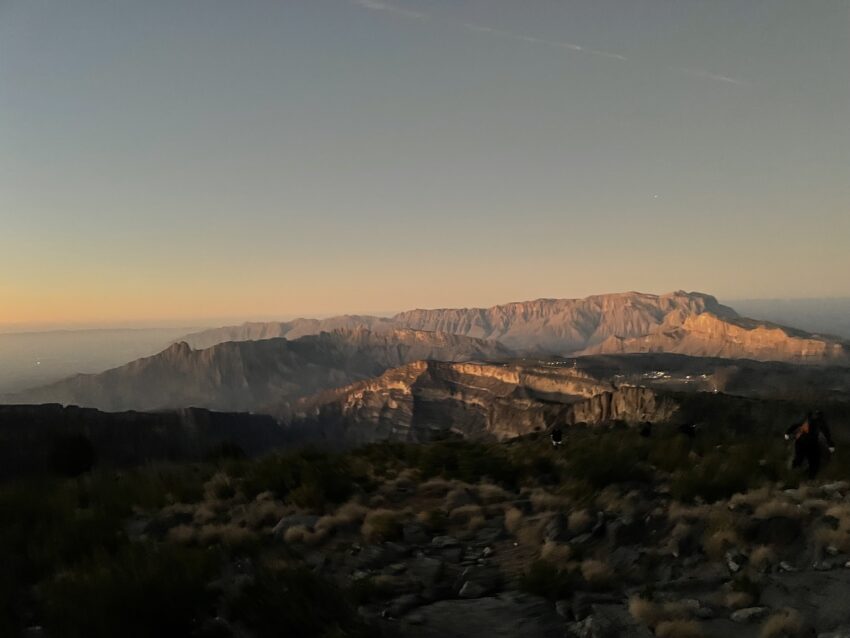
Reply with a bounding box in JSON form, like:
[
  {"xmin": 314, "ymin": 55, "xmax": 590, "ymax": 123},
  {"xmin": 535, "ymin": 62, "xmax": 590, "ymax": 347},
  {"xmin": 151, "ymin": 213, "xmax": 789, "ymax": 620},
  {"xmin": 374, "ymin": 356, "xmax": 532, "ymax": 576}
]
[
  {"xmin": 550, "ymin": 425, "xmax": 563, "ymax": 448},
  {"xmin": 786, "ymin": 411, "xmax": 836, "ymax": 479}
]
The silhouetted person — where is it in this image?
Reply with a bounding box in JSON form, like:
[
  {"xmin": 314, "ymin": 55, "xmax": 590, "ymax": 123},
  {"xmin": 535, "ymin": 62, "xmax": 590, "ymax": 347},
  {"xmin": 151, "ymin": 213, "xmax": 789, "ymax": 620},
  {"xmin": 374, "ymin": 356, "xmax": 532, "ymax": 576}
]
[
  {"xmin": 786, "ymin": 411, "xmax": 835, "ymax": 479},
  {"xmin": 639, "ymin": 421, "xmax": 653, "ymax": 438},
  {"xmin": 550, "ymin": 425, "xmax": 563, "ymax": 448},
  {"xmin": 678, "ymin": 423, "xmax": 698, "ymax": 439}
]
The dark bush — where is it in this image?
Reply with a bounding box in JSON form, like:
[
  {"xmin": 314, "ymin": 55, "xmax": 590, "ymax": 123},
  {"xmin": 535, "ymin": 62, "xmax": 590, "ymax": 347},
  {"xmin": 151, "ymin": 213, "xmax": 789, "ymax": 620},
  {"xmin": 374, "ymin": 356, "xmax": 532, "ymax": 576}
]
[
  {"xmin": 48, "ymin": 434, "xmax": 96, "ymax": 477},
  {"xmin": 42, "ymin": 543, "xmax": 217, "ymax": 638},
  {"xmin": 230, "ymin": 566, "xmax": 369, "ymax": 638},
  {"xmin": 519, "ymin": 560, "xmax": 576, "ymax": 600},
  {"xmin": 241, "ymin": 450, "xmax": 358, "ymax": 508}
]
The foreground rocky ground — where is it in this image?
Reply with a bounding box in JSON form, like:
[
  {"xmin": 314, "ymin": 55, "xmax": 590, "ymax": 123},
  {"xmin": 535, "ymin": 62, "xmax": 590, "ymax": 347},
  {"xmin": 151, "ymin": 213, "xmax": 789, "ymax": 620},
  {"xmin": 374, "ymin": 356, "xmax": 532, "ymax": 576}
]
[
  {"xmin": 5, "ymin": 427, "xmax": 850, "ymax": 637},
  {"xmin": 161, "ymin": 477, "xmax": 850, "ymax": 638}
]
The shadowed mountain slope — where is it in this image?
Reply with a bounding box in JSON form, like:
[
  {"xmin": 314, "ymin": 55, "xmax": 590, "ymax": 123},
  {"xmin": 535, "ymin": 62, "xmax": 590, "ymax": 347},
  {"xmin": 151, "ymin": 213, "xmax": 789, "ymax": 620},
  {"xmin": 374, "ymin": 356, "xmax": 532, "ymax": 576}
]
[{"xmin": 10, "ymin": 329, "xmax": 512, "ymax": 413}]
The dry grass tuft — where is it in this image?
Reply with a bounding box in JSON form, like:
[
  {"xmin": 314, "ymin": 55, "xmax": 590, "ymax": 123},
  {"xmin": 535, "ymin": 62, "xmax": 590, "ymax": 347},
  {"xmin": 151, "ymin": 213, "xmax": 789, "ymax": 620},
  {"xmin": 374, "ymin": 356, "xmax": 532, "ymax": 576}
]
[
  {"xmin": 628, "ymin": 596, "xmax": 692, "ymax": 629},
  {"xmin": 192, "ymin": 503, "xmax": 218, "ymax": 525},
  {"xmin": 729, "ymin": 487, "xmax": 772, "ymax": 510},
  {"xmin": 418, "ymin": 477, "xmax": 458, "ymax": 498},
  {"xmin": 580, "ymin": 559, "xmax": 613, "ymax": 586},
  {"xmin": 567, "ymin": 509, "xmax": 593, "ymax": 533},
  {"xmin": 284, "ymin": 524, "xmax": 327, "ymax": 545},
  {"xmin": 529, "ymin": 488, "xmax": 569, "ymax": 512},
  {"xmin": 449, "ymin": 504, "xmax": 484, "ymax": 523},
  {"xmin": 167, "ymin": 524, "xmax": 196, "ymax": 544},
  {"xmin": 750, "ymin": 545, "xmax": 777, "ymax": 572},
  {"xmin": 361, "ymin": 508, "xmax": 403, "ymax": 543},
  {"xmin": 476, "ymin": 483, "xmax": 511, "ymax": 504},
  {"xmin": 315, "ymin": 501, "xmax": 368, "ymax": 535},
  {"xmin": 629, "ymin": 596, "xmax": 663, "ymax": 627},
  {"xmin": 516, "ymin": 522, "xmax": 543, "ymax": 549},
  {"xmin": 655, "ymin": 620, "xmax": 704, "ymax": 638},
  {"xmin": 760, "ymin": 609, "xmax": 806, "ymax": 638},
  {"xmin": 540, "ymin": 541, "xmax": 572, "ymax": 565},
  {"xmin": 724, "ymin": 590, "xmax": 755, "ymax": 610},
  {"xmin": 504, "ymin": 508, "xmax": 525, "ymax": 535},
  {"xmin": 244, "ymin": 498, "xmax": 287, "ymax": 529},
  {"xmin": 753, "ymin": 500, "xmax": 802, "ymax": 520}
]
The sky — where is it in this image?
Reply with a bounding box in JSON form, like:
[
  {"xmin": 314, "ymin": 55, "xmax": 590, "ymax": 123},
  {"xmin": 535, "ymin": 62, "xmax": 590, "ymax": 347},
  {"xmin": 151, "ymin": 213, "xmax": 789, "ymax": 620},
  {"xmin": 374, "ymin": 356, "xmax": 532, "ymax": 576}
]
[{"xmin": 1, "ymin": 0, "xmax": 848, "ymax": 329}]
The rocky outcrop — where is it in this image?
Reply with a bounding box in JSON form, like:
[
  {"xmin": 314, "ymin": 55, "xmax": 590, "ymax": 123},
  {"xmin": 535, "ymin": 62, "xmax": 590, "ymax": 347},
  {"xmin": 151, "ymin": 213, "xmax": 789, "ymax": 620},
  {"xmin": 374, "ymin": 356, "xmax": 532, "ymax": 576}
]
[
  {"xmin": 581, "ymin": 313, "xmax": 850, "ymax": 364},
  {"xmin": 566, "ymin": 386, "xmax": 680, "ymax": 425},
  {"xmin": 393, "ymin": 291, "xmax": 735, "ymax": 353},
  {"xmin": 11, "ymin": 329, "xmax": 512, "ymax": 413},
  {"xmin": 281, "ymin": 361, "xmax": 682, "ymax": 445}
]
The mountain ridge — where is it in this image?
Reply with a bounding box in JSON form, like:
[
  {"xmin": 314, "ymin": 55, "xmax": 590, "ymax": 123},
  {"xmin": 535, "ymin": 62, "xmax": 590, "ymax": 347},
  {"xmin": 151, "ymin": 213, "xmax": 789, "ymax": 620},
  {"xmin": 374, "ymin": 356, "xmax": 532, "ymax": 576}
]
[
  {"xmin": 176, "ymin": 291, "xmax": 847, "ymax": 364},
  {"xmin": 9, "ymin": 328, "xmax": 512, "ymax": 413}
]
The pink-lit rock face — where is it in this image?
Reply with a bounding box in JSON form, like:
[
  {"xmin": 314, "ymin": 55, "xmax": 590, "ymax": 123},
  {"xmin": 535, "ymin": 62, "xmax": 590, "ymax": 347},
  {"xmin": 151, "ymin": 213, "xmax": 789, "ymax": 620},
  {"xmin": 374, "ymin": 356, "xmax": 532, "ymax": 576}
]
[
  {"xmin": 580, "ymin": 312, "xmax": 849, "ymax": 364},
  {"xmin": 178, "ymin": 291, "xmax": 848, "ymax": 364}
]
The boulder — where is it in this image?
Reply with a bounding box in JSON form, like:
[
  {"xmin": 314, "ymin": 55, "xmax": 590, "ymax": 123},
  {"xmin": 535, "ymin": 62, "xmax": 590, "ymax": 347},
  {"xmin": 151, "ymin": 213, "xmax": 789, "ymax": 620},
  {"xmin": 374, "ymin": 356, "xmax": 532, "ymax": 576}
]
[
  {"xmin": 403, "ymin": 522, "xmax": 431, "ymax": 545},
  {"xmin": 408, "ymin": 556, "xmax": 445, "ymax": 589},
  {"xmin": 456, "ymin": 565, "xmax": 502, "ymax": 598},
  {"xmin": 272, "ymin": 514, "xmax": 320, "ymax": 535},
  {"xmin": 730, "ymin": 607, "xmax": 769, "ymax": 623},
  {"xmin": 544, "ymin": 513, "xmax": 570, "ymax": 543}
]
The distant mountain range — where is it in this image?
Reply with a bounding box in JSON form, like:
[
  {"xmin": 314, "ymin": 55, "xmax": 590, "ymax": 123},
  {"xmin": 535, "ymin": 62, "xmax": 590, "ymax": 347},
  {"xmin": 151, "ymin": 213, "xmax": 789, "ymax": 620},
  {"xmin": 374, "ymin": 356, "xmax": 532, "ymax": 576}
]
[
  {"xmin": 9, "ymin": 291, "xmax": 849, "ymax": 416},
  {"xmin": 10, "ymin": 328, "xmax": 510, "ymax": 412},
  {"xmin": 180, "ymin": 291, "xmax": 848, "ymax": 363}
]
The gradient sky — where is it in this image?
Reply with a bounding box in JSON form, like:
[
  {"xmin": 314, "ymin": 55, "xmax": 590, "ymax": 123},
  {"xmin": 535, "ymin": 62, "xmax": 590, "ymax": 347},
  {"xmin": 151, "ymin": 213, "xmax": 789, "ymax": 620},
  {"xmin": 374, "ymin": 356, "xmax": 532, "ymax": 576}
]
[{"xmin": 1, "ymin": 0, "xmax": 848, "ymax": 329}]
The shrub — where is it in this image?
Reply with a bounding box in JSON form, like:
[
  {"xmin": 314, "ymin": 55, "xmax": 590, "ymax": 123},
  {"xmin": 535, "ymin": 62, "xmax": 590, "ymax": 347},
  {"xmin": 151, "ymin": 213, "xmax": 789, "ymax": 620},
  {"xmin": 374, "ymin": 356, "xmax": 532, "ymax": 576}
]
[
  {"xmin": 361, "ymin": 509, "xmax": 403, "ymax": 543},
  {"xmin": 48, "ymin": 434, "xmax": 96, "ymax": 478},
  {"xmin": 518, "ymin": 560, "xmax": 575, "ymax": 600},
  {"xmin": 580, "ymin": 559, "xmax": 614, "ymax": 589},
  {"xmin": 41, "ymin": 543, "xmax": 217, "ymax": 638},
  {"xmin": 760, "ymin": 609, "xmax": 806, "ymax": 638},
  {"xmin": 241, "ymin": 451, "xmax": 357, "ymax": 507},
  {"xmin": 504, "ymin": 507, "xmax": 525, "ymax": 535},
  {"xmin": 230, "ymin": 566, "xmax": 369, "ymax": 638}
]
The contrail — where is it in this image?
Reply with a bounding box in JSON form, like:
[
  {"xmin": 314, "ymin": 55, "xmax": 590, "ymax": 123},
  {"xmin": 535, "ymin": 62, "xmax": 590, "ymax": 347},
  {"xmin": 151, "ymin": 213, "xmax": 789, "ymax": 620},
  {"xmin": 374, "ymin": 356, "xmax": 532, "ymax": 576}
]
[
  {"xmin": 676, "ymin": 67, "xmax": 748, "ymax": 86},
  {"xmin": 351, "ymin": 0, "xmax": 426, "ymax": 20},
  {"xmin": 460, "ymin": 22, "xmax": 628, "ymax": 62},
  {"xmin": 351, "ymin": 0, "xmax": 747, "ymax": 86}
]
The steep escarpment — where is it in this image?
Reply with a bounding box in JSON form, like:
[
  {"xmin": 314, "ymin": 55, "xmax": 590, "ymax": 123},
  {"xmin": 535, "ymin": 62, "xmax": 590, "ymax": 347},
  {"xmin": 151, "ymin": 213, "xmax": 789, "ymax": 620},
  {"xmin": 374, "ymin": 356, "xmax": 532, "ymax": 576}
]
[
  {"xmin": 281, "ymin": 361, "xmax": 677, "ymax": 445},
  {"xmin": 175, "ymin": 291, "xmax": 848, "ymax": 364},
  {"xmin": 179, "ymin": 291, "xmax": 734, "ymax": 353},
  {"xmin": 393, "ymin": 290, "xmax": 735, "ymax": 353},
  {"xmin": 581, "ymin": 313, "xmax": 850, "ymax": 364},
  {"xmin": 11, "ymin": 329, "xmax": 512, "ymax": 413},
  {"xmin": 566, "ymin": 386, "xmax": 679, "ymax": 425}
]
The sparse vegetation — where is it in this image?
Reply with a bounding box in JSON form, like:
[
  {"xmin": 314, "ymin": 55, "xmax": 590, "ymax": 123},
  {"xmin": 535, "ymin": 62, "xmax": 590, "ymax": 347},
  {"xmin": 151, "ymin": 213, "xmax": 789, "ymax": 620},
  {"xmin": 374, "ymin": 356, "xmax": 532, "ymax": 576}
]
[{"xmin": 2, "ymin": 422, "xmax": 850, "ymax": 635}]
